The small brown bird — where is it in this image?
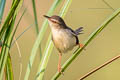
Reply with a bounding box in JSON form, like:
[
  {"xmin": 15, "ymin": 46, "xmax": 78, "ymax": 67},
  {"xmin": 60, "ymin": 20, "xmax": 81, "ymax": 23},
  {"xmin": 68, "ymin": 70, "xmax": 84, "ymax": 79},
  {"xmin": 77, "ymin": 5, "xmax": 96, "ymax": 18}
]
[{"xmin": 44, "ymin": 15, "xmax": 83, "ymax": 74}]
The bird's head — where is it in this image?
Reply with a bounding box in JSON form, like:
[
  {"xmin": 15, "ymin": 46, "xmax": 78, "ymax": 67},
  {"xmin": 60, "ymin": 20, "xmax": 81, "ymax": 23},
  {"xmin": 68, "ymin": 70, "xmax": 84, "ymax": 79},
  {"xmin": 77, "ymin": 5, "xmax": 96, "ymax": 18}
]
[{"xmin": 43, "ymin": 15, "xmax": 66, "ymax": 29}]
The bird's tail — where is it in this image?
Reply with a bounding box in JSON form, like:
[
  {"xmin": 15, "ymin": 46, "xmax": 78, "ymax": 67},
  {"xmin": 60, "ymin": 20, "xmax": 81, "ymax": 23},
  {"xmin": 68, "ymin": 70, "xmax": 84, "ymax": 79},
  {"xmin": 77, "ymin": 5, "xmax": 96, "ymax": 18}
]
[{"xmin": 75, "ymin": 27, "xmax": 83, "ymax": 35}]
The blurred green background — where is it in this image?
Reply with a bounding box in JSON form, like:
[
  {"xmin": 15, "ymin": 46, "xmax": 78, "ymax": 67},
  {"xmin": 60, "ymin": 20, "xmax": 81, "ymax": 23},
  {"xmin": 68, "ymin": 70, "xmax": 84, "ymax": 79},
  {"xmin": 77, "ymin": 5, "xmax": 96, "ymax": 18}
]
[{"xmin": 2, "ymin": 0, "xmax": 120, "ymax": 80}]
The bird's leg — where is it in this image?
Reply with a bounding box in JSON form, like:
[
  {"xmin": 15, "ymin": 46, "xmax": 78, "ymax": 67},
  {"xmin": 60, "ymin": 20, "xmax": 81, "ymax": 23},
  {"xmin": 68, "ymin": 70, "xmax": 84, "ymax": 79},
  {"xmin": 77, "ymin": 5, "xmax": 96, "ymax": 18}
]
[{"xmin": 58, "ymin": 53, "xmax": 64, "ymax": 74}]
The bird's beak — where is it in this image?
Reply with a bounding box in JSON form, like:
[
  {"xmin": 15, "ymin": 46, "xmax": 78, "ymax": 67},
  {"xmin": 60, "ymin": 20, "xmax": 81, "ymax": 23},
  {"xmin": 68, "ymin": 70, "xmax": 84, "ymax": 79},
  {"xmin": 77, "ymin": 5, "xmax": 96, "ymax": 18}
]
[{"xmin": 43, "ymin": 15, "xmax": 50, "ymax": 19}]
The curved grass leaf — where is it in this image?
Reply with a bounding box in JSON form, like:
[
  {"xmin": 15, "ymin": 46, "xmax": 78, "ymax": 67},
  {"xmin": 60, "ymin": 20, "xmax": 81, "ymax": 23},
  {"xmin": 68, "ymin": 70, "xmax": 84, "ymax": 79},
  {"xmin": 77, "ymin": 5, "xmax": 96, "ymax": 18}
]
[
  {"xmin": 0, "ymin": 14, "xmax": 16, "ymax": 80},
  {"xmin": 5, "ymin": 7, "xmax": 26, "ymax": 80},
  {"xmin": 0, "ymin": 0, "xmax": 21, "ymax": 39},
  {"xmin": 32, "ymin": 0, "xmax": 39, "ymax": 35},
  {"xmin": 35, "ymin": 34, "xmax": 53, "ymax": 80},
  {"xmin": 0, "ymin": 0, "xmax": 23, "ymax": 79},
  {"xmin": 11, "ymin": 8, "xmax": 26, "ymax": 47},
  {"xmin": 5, "ymin": 53, "xmax": 14, "ymax": 80},
  {"xmin": 32, "ymin": 0, "xmax": 42, "ymax": 65},
  {"xmin": 11, "ymin": 23, "xmax": 34, "ymax": 46},
  {"xmin": 52, "ymin": 8, "xmax": 120, "ymax": 79},
  {"xmin": 24, "ymin": 0, "xmax": 62, "ymax": 80}
]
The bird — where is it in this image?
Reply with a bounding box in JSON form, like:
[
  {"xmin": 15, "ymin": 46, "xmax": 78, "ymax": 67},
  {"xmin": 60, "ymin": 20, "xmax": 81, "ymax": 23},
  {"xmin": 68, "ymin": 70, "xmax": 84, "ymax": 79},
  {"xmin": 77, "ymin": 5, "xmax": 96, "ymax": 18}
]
[{"xmin": 44, "ymin": 15, "xmax": 83, "ymax": 74}]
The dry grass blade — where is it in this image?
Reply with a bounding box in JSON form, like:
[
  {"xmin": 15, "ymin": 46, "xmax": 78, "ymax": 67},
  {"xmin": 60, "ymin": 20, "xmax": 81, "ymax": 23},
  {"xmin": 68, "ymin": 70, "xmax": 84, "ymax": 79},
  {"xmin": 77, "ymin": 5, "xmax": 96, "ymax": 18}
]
[{"xmin": 79, "ymin": 54, "xmax": 120, "ymax": 80}]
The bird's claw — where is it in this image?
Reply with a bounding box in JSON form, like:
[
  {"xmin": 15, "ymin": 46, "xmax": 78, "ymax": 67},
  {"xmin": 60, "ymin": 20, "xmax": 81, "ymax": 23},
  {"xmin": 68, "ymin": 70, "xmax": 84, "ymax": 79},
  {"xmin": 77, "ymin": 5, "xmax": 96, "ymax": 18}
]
[
  {"xmin": 79, "ymin": 43, "xmax": 86, "ymax": 50},
  {"xmin": 58, "ymin": 66, "xmax": 64, "ymax": 75}
]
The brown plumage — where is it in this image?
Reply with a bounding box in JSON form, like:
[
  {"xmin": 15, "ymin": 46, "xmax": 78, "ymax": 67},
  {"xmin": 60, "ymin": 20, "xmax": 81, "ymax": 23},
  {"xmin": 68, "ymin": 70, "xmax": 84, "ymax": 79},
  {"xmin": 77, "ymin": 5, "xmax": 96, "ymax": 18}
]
[{"xmin": 44, "ymin": 15, "xmax": 83, "ymax": 74}]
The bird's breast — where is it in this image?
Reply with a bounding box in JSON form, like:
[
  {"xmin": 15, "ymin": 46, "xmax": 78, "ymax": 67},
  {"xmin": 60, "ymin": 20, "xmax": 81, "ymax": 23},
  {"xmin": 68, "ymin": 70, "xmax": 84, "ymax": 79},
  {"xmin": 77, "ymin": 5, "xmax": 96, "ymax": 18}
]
[{"xmin": 51, "ymin": 28, "xmax": 76, "ymax": 53}]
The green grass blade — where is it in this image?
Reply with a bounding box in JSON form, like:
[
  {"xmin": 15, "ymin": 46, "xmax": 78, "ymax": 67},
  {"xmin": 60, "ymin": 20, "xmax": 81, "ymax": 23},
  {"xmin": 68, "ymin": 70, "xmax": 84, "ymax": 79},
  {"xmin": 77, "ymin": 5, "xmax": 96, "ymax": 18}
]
[
  {"xmin": 0, "ymin": 0, "xmax": 23, "ymax": 68},
  {"xmin": 11, "ymin": 0, "xmax": 16, "ymax": 6},
  {"xmin": 59, "ymin": 0, "xmax": 72, "ymax": 17},
  {"xmin": 0, "ymin": 0, "xmax": 21, "ymax": 39},
  {"xmin": 32, "ymin": 0, "xmax": 42, "ymax": 65},
  {"xmin": 35, "ymin": 35, "xmax": 53, "ymax": 80},
  {"xmin": 0, "ymin": 14, "xmax": 16, "ymax": 80},
  {"xmin": 6, "ymin": 53, "xmax": 14, "ymax": 80},
  {"xmin": 51, "ymin": 8, "xmax": 120, "ymax": 79},
  {"xmin": 0, "ymin": 15, "xmax": 16, "ymax": 70},
  {"xmin": 11, "ymin": 8, "xmax": 26, "ymax": 47},
  {"xmin": 32, "ymin": 0, "xmax": 39, "ymax": 35},
  {"xmin": 12, "ymin": 23, "xmax": 34, "ymax": 46},
  {"xmin": 0, "ymin": 0, "xmax": 6, "ymax": 24},
  {"xmin": 24, "ymin": 0, "xmax": 62, "ymax": 80},
  {"xmin": 5, "ymin": 7, "xmax": 26, "ymax": 80},
  {"xmin": 35, "ymin": 0, "xmax": 72, "ymax": 79},
  {"xmin": 0, "ymin": 0, "xmax": 23, "ymax": 79}
]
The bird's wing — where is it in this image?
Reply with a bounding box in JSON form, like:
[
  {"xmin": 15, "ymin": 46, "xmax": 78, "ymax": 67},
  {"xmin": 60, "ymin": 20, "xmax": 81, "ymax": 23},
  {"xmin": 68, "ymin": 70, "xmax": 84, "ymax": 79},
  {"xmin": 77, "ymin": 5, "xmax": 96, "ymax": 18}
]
[
  {"xmin": 66, "ymin": 27, "xmax": 77, "ymax": 36},
  {"xmin": 66, "ymin": 27, "xmax": 79, "ymax": 44},
  {"xmin": 66, "ymin": 27, "xmax": 83, "ymax": 36}
]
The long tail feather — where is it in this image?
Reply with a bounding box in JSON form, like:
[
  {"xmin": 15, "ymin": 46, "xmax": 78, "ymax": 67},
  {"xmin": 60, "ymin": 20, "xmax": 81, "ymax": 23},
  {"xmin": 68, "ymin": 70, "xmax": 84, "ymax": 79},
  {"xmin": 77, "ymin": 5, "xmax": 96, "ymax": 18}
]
[{"xmin": 75, "ymin": 27, "xmax": 83, "ymax": 35}]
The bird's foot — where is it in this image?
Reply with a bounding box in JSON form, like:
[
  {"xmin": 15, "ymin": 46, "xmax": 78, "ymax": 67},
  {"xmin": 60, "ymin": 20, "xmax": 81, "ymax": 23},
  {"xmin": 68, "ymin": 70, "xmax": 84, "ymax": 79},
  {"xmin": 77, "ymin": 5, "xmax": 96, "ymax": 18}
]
[
  {"xmin": 79, "ymin": 43, "xmax": 84, "ymax": 48},
  {"xmin": 58, "ymin": 66, "xmax": 64, "ymax": 75},
  {"xmin": 79, "ymin": 43, "xmax": 86, "ymax": 50}
]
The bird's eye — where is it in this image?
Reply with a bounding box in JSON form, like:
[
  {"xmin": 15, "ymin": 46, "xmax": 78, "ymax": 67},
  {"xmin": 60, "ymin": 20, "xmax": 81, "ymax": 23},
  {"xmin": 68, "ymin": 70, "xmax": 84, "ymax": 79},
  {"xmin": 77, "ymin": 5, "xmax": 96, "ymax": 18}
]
[
  {"xmin": 51, "ymin": 19, "xmax": 58, "ymax": 23},
  {"xmin": 52, "ymin": 20, "xmax": 57, "ymax": 23}
]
